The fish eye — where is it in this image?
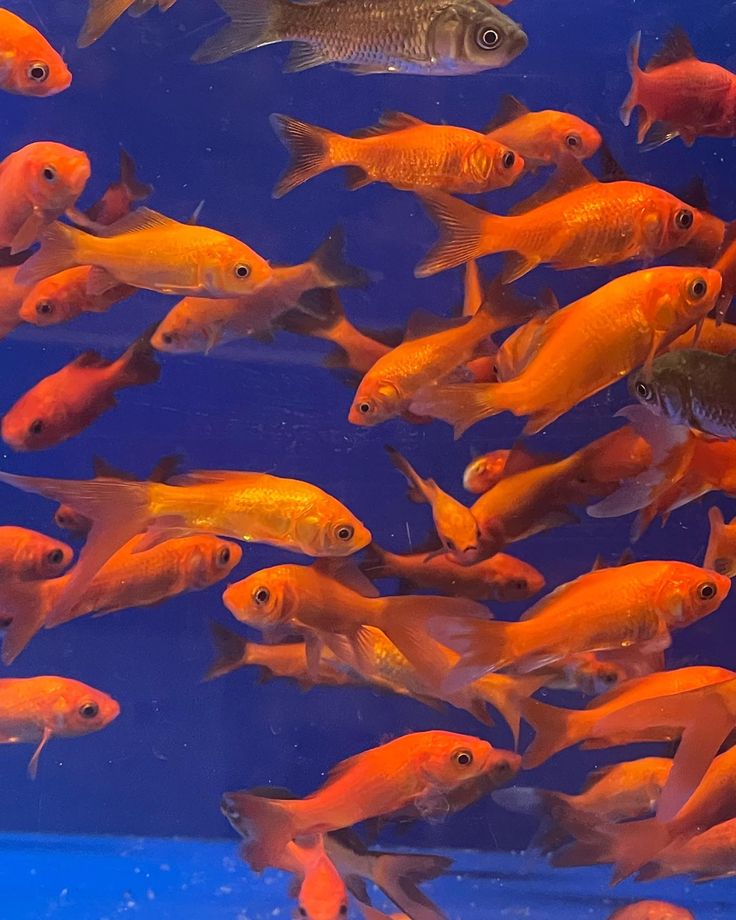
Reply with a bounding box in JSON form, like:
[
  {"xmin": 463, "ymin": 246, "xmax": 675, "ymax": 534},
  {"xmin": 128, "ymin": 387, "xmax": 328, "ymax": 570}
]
[
  {"xmin": 688, "ymin": 277, "xmax": 708, "ymax": 300},
  {"xmin": 714, "ymin": 557, "xmax": 732, "ymax": 575},
  {"xmin": 635, "ymin": 381, "xmax": 653, "ymax": 402},
  {"xmin": 27, "ymin": 61, "xmax": 50, "ymax": 83},
  {"xmin": 253, "ymin": 586, "xmax": 270, "ymax": 606},
  {"xmin": 446, "ymin": 538, "xmax": 456, "ymax": 552},
  {"xmin": 42, "ymin": 165, "xmax": 57, "ymax": 182},
  {"xmin": 36, "ymin": 301, "xmax": 54, "ymax": 316},
  {"xmin": 502, "ymin": 151, "xmax": 516, "ymax": 169},
  {"xmin": 698, "ymin": 581, "xmax": 717, "ymax": 601},
  {"xmin": 217, "ymin": 546, "xmax": 231, "ymax": 566},
  {"xmin": 234, "ymin": 263, "xmax": 251, "ymax": 279},
  {"xmin": 339, "ymin": 907, "xmax": 348, "ymax": 916},
  {"xmin": 453, "ymin": 749, "xmax": 473, "ymax": 767},
  {"xmin": 46, "ymin": 549, "xmax": 64, "ymax": 565},
  {"xmin": 600, "ymin": 670, "xmax": 618, "ymax": 685},
  {"xmin": 357, "ymin": 401, "xmax": 373, "ymax": 415},
  {"xmin": 512, "ymin": 578, "xmax": 527, "ymax": 592},
  {"xmin": 477, "ymin": 26, "xmax": 501, "ymax": 49},
  {"xmin": 675, "ymin": 208, "xmax": 694, "ymax": 230},
  {"xmin": 565, "ymin": 132, "xmax": 581, "ymax": 148},
  {"xmin": 335, "ymin": 524, "xmax": 354, "ymax": 542},
  {"xmin": 79, "ymin": 701, "xmax": 99, "ymax": 719},
  {"xmin": 29, "ymin": 419, "xmax": 44, "ymax": 436},
  {"xmin": 298, "ymin": 910, "xmax": 307, "ymax": 918},
  {"xmin": 161, "ymin": 332, "xmax": 175, "ymax": 346}
]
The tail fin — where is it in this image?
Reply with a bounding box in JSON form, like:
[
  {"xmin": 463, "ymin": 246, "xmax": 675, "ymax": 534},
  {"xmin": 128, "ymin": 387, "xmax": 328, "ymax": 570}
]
[
  {"xmin": 476, "ymin": 673, "xmax": 547, "ymax": 750},
  {"xmin": 620, "ymin": 31, "xmax": 643, "ymax": 127},
  {"xmin": 78, "ymin": 0, "xmax": 136, "ymax": 47},
  {"xmin": 16, "ymin": 223, "xmax": 81, "ymax": 286},
  {"xmin": 372, "ymin": 852, "xmax": 452, "ymax": 920},
  {"xmin": 415, "ymin": 191, "xmax": 498, "ymax": 278},
  {"xmin": 0, "ymin": 580, "xmax": 53, "ymax": 665},
  {"xmin": 119, "ymin": 149, "xmax": 154, "ymax": 202},
  {"xmin": 521, "ymin": 698, "xmax": 578, "ymax": 768},
  {"xmin": 205, "ymin": 621, "xmax": 249, "ymax": 680},
  {"xmin": 411, "ymin": 381, "xmax": 520, "ymax": 439},
  {"xmin": 431, "ymin": 618, "xmax": 516, "ymax": 692},
  {"xmin": 221, "ymin": 790, "xmax": 296, "ymax": 872},
  {"xmin": 113, "ymin": 327, "xmax": 161, "ymax": 389},
  {"xmin": 704, "ymin": 506, "xmax": 733, "ymax": 576},
  {"xmin": 384, "ymin": 446, "xmax": 429, "ymax": 504},
  {"xmin": 309, "ymin": 227, "xmax": 370, "ymax": 290},
  {"xmin": 270, "ymin": 114, "xmax": 336, "ymax": 198},
  {"xmin": 193, "ymin": 0, "xmax": 279, "ymax": 63}
]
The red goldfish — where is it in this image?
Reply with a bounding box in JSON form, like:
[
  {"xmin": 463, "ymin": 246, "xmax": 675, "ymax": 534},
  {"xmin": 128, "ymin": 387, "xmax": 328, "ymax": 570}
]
[
  {"xmin": 0, "ymin": 675, "xmax": 119, "ymax": 777},
  {"xmin": 221, "ymin": 730, "xmax": 501, "ymax": 870},
  {"xmin": 413, "ymin": 267, "xmax": 722, "ymax": 437},
  {"xmin": 2, "ymin": 329, "xmax": 160, "ymax": 451},
  {"xmin": 0, "ymin": 142, "xmax": 91, "ymax": 253},
  {"xmin": 485, "ymin": 95, "xmax": 601, "ymax": 168},
  {"xmin": 0, "ymin": 10, "xmax": 71, "ymax": 96},
  {"xmin": 705, "ymin": 507, "xmax": 736, "ymax": 577},
  {"xmin": 608, "ymin": 905, "xmax": 693, "ymax": 920},
  {"xmin": 622, "ymin": 29, "xmax": 736, "ymax": 150},
  {"xmin": 19, "ymin": 266, "xmax": 135, "ymax": 326},
  {"xmin": 0, "ymin": 526, "xmax": 72, "ymax": 581},
  {"xmin": 0, "ymin": 262, "xmax": 33, "ymax": 338},
  {"xmin": 637, "ymin": 817, "xmax": 736, "ymax": 883},
  {"xmin": 271, "ymin": 111, "xmax": 524, "ymax": 197}
]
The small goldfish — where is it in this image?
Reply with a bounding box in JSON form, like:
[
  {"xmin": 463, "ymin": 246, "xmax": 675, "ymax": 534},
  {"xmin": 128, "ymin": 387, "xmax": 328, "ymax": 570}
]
[
  {"xmin": 464, "ymin": 448, "xmax": 530, "ymax": 493},
  {"xmin": 220, "ymin": 730, "xmax": 501, "ymax": 870},
  {"xmin": 0, "ymin": 526, "xmax": 72, "ymax": 581},
  {"xmin": 637, "ymin": 817, "xmax": 736, "ymax": 883},
  {"xmin": 0, "ymin": 675, "xmax": 119, "ymax": 778},
  {"xmin": 85, "ymin": 149, "xmax": 153, "ymax": 226},
  {"xmin": 433, "ymin": 564, "xmax": 729, "ymax": 691},
  {"xmin": 485, "ymin": 95, "xmax": 601, "ymax": 168},
  {"xmin": 0, "ymin": 142, "xmax": 91, "ymax": 254},
  {"xmin": 413, "ymin": 267, "xmax": 722, "ymax": 437},
  {"xmin": 78, "ymin": 0, "xmax": 178, "ymax": 48},
  {"xmin": 0, "ymin": 262, "xmax": 33, "ymax": 338},
  {"xmin": 705, "ymin": 507, "xmax": 736, "ymax": 577},
  {"xmin": 608, "ymin": 904, "xmax": 694, "ymax": 920},
  {"xmin": 19, "ymin": 266, "xmax": 135, "ymax": 326},
  {"xmin": 2, "ymin": 329, "xmax": 160, "ymax": 451},
  {"xmin": 0, "ymin": 9, "xmax": 71, "ymax": 96},
  {"xmin": 415, "ymin": 158, "xmax": 721, "ymax": 281},
  {"xmin": 360, "ymin": 543, "xmax": 545, "ymax": 602},
  {"xmin": 271, "ymin": 111, "xmax": 524, "ymax": 197},
  {"xmin": 17, "ymin": 208, "xmax": 272, "ymax": 298},
  {"xmin": 195, "ymin": 0, "xmax": 528, "ymax": 75},
  {"xmin": 622, "ymin": 29, "xmax": 736, "ymax": 150}
]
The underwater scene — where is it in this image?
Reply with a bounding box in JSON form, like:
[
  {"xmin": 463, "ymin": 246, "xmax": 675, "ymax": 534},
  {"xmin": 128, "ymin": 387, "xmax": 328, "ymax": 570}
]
[{"xmin": 3, "ymin": 0, "xmax": 736, "ymax": 918}]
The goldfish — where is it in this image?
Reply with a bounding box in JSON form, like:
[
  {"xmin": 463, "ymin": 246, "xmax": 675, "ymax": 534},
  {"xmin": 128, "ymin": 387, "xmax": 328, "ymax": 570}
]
[
  {"xmin": 85, "ymin": 149, "xmax": 153, "ymax": 226},
  {"xmin": 220, "ymin": 730, "xmax": 502, "ymax": 870},
  {"xmin": 413, "ymin": 267, "xmax": 722, "ymax": 437},
  {"xmin": 536, "ymin": 652, "xmax": 631, "ymax": 698},
  {"xmin": 19, "ymin": 266, "xmax": 135, "ymax": 326},
  {"xmin": 0, "ymin": 142, "xmax": 91, "ymax": 254},
  {"xmin": 271, "ymin": 111, "xmax": 524, "ymax": 198},
  {"xmin": 631, "ymin": 349, "xmax": 736, "ymax": 440},
  {"xmin": 668, "ymin": 317, "xmax": 736, "ymax": 355},
  {"xmin": 622, "ymin": 29, "xmax": 736, "ymax": 150},
  {"xmin": 0, "ymin": 675, "xmax": 119, "ymax": 778},
  {"xmin": 0, "ymin": 467, "xmax": 371, "ymax": 625},
  {"xmin": 415, "ymin": 158, "xmax": 722, "ymax": 281},
  {"xmin": 637, "ymin": 817, "xmax": 736, "ymax": 883},
  {"xmin": 385, "ymin": 446, "xmax": 481, "ymax": 565},
  {"xmin": 360, "ymin": 543, "xmax": 545, "ymax": 602},
  {"xmin": 433, "ymin": 564, "xmax": 729, "ymax": 691},
  {"xmin": 2, "ymin": 328, "xmax": 160, "ymax": 451},
  {"xmin": 704, "ymin": 507, "xmax": 736, "ymax": 577},
  {"xmin": 0, "ymin": 262, "xmax": 33, "ymax": 338},
  {"xmin": 151, "ymin": 228, "xmax": 367, "ymax": 354},
  {"xmin": 463, "ymin": 448, "xmax": 538, "ymax": 493},
  {"xmin": 78, "ymin": 0, "xmax": 178, "ymax": 48},
  {"xmin": 0, "ymin": 9, "xmax": 71, "ymax": 96},
  {"xmin": 17, "ymin": 208, "xmax": 272, "ymax": 298},
  {"xmin": 485, "ymin": 95, "xmax": 602, "ymax": 168},
  {"xmin": 194, "ymin": 0, "xmax": 528, "ymax": 75},
  {"xmin": 607, "ymin": 905, "xmax": 693, "ymax": 920},
  {"xmin": 0, "ymin": 534, "xmax": 242, "ymax": 665},
  {"xmin": 0, "ymin": 526, "xmax": 72, "ymax": 581}
]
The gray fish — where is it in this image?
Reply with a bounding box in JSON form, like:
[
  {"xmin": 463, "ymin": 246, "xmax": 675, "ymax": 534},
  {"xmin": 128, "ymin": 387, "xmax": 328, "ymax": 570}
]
[
  {"xmin": 194, "ymin": 0, "xmax": 528, "ymax": 75},
  {"xmin": 629, "ymin": 348, "xmax": 736, "ymax": 439}
]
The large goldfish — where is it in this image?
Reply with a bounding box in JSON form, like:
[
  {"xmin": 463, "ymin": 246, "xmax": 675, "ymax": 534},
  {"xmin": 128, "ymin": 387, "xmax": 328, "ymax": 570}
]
[
  {"xmin": 413, "ymin": 267, "xmax": 722, "ymax": 437},
  {"xmin": 0, "ymin": 526, "xmax": 72, "ymax": 581},
  {"xmin": 0, "ymin": 675, "xmax": 119, "ymax": 777},
  {"xmin": 0, "ymin": 10, "xmax": 71, "ymax": 96}
]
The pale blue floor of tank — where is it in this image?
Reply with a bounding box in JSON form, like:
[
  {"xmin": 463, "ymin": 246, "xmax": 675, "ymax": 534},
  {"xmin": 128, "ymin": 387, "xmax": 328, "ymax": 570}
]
[{"xmin": 0, "ymin": 833, "xmax": 733, "ymax": 919}]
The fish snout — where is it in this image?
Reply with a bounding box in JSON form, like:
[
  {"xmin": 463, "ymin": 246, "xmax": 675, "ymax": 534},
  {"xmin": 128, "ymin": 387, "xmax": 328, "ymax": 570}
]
[{"xmin": 489, "ymin": 750, "xmax": 522, "ymax": 784}]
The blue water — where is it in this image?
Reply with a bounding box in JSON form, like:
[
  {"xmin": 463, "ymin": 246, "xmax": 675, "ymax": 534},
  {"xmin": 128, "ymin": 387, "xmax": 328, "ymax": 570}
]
[{"xmin": 2, "ymin": 0, "xmax": 736, "ymax": 916}]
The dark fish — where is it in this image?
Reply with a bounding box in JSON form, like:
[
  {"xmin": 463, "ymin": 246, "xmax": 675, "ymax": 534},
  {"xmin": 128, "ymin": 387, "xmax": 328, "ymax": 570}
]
[
  {"xmin": 194, "ymin": 0, "xmax": 528, "ymax": 76},
  {"xmin": 630, "ymin": 348, "xmax": 736, "ymax": 439}
]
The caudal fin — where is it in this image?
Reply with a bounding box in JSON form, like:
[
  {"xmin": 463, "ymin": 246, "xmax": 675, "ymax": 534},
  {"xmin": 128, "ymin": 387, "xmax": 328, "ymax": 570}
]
[
  {"xmin": 78, "ymin": 0, "xmax": 136, "ymax": 47},
  {"xmin": 430, "ymin": 618, "xmax": 515, "ymax": 692},
  {"xmin": 205, "ymin": 621, "xmax": 249, "ymax": 680},
  {"xmin": 520, "ymin": 698, "xmax": 578, "ymax": 768},
  {"xmin": 372, "ymin": 852, "xmax": 452, "ymax": 920},
  {"xmin": 0, "ymin": 580, "xmax": 53, "ymax": 665},
  {"xmin": 415, "ymin": 191, "xmax": 498, "ymax": 278},
  {"xmin": 193, "ymin": 0, "xmax": 279, "ymax": 63},
  {"xmin": 114, "ymin": 327, "xmax": 161, "ymax": 389},
  {"xmin": 309, "ymin": 227, "xmax": 370, "ymax": 290},
  {"xmin": 270, "ymin": 114, "xmax": 336, "ymax": 198},
  {"xmin": 411, "ymin": 381, "xmax": 519, "ymax": 439},
  {"xmin": 119, "ymin": 149, "xmax": 154, "ymax": 202},
  {"xmin": 620, "ymin": 32, "xmax": 643, "ymax": 128},
  {"xmin": 384, "ymin": 446, "xmax": 428, "ymax": 504},
  {"xmin": 16, "ymin": 223, "xmax": 81, "ymax": 286}
]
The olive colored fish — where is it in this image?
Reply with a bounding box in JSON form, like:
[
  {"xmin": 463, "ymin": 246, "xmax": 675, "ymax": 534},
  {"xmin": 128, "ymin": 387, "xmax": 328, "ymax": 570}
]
[
  {"xmin": 194, "ymin": 0, "xmax": 528, "ymax": 76},
  {"xmin": 631, "ymin": 348, "xmax": 736, "ymax": 439}
]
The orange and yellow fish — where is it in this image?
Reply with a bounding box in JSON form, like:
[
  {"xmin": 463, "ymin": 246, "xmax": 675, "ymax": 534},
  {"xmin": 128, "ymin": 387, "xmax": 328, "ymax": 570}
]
[{"xmin": 0, "ymin": 9, "xmax": 71, "ymax": 97}]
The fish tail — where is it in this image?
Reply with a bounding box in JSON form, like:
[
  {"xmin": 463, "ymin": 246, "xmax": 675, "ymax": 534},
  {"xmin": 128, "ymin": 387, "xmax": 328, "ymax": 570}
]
[
  {"xmin": 205, "ymin": 621, "xmax": 249, "ymax": 680},
  {"xmin": 704, "ymin": 506, "xmax": 730, "ymax": 574},
  {"xmin": 415, "ymin": 191, "xmax": 499, "ymax": 278},
  {"xmin": 113, "ymin": 326, "xmax": 161, "ymax": 389},
  {"xmin": 620, "ymin": 31, "xmax": 643, "ymax": 127},
  {"xmin": 431, "ymin": 619, "xmax": 515, "ymax": 692},
  {"xmin": 411, "ymin": 380, "xmax": 521, "ymax": 440},
  {"xmin": 520, "ymin": 698, "xmax": 578, "ymax": 768},
  {"xmin": 0, "ymin": 580, "xmax": 52, "ymax": 665},
  {"xmin": 476, "ymin": 673, "xmax": 547, "ymax": 750},
  {"xmin": 15, "ymin": 223, "xmax": 84, "ymax": 287},
  {"xmin": 607, "ymin": 820, "xmax": 673, "ymax": 883},
  {"xmin": 118, "ymin": 148, "xmax": 153, "ymax": 202},
  {"xmin": 222, "ymin": 791, "xmax": 297, "ymax": 872},
  {"xmin": 308, "ymin": 226, "xmax": 370, "ymax": 290},
  {"xmin": 384, "ymin": 446, "xmax": 428, "ymax": 504},
  {"xmin": 192, "ymin": 0, "xmax": 281, "ymax": 63},
  {"xmin": 371, "ymin": 852, "xmax": 452, "ymax": 916},
  {"xmin": 270, "ymin": 114, "xmax": 337, "ymax": 198},
  {"xmin": 78, "ymin": 0, "xmax": 136, "ymax": 47}
]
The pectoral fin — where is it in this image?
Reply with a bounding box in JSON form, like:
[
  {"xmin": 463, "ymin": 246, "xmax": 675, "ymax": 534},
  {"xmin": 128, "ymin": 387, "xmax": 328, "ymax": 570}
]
[{"xmin": 28, "ymin": 726, "xmax": 52, "ymax": 780}]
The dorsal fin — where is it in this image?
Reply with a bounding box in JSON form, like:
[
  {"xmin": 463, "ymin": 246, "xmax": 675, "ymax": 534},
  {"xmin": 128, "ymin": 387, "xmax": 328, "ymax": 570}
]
[
  {"xmin": 97, "ymin": 207, "xmax": 182, "ymax": 238},
  {"xmin": 353, "ymin": 111, "xmax": 426, "ymax": 139},
  {"xmin": 403, "ymin": 308, "xmax": 467, "ymax": 341},
  {"xmin": 678, "ymin": 177, "xmax": 710, "ymax": 213},
  {"xmin": 485, "ymin": 94, "xmax": 530, "ymax": 132},
  {"xmin": 509, "ymin": 157, "xmax": 598, "ymax": 215},
  {"xmin": 581, "ymin": 762, "xmax": 620, "ymax": 792},
  {"xmin": 646, "ymin": 27, "xmax": 696, "ymax": 71},
  {"xmin": 599, "ymin": 142, "xmax": 629, "ymax": 182},
  {"xmin": 311, "ymin": 559, "xmax": 380, "ymax": 598},
  {"xmin": 92, "ymin": 457, "xmax": 134, "ymax": 480},
  {"xmin": 71, "ymin": 350, "xmax": 108, "ymax": 369}
]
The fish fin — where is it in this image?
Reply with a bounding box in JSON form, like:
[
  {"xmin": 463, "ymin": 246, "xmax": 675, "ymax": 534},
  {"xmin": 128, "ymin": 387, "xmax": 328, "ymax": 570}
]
[
  {"xmin": 118, "ymin": 148, "xmax": 154, "ymax": 201},
  {"xmin": 92, "ymin": 457, "xmax": 133, "ymax": 480},
  {"xmin": 113, "ymin": 327, "xmax": 161, "ymax": 389},
  {"xmin": 414, "ymin": 191, "xmax": 495, "ymax": 278},
  {"xmin": 484, "ymin": 94, "xmax": 530, "ymax": 133},
  {"xmin": 311, "ymin": 559, "xmax": 380, "ymax": 598},
  {"xmin": 343, "ymin": 166, "xmax": 371, "ymax": 191},
  {"xmin": 353, "ymin": 111, "xmax": 426, "ymax": 139},
  {"xmin": 430, "ymin": 619, "xmax": 512, "ymax": 691},
  {"xmin": 86, "ymin": 266, "xmax": 121, "ymax": 296},
  {"xmin": 308, "ymin": 226, "xmax": 370, "ymax": 289},
  {"xmin": 284, "ymin": 41, "xmax": 330, "ymax": 73},
  {"xmin": 192, "ymin": 0, "xmax": 278, "ymax": 63},
  {"xmin": 704, "ymin": 505, "xmax": 731, "ymax": 574},
  {"xmin": 620, "ymin": 31, "xmax": 643, "ymax": 128},
  {"xmin": 509, "ymin": 157, "xmax": 598, "ymax": 217},
  {"xmin": 501, "ymin": 252, "xmax": 541, "ymax": 284},
  {"xmin": 204, "ymin": 621, "xmax": 249, "ymax": 680},
  {"xmin": 15, "ymin": 222, "xmax": 80, "ymax": 286},
  {"xmin": 11, "ymin": 209, "xmax": 49, "ymax": 255},
  {"xmin": 402, "ymin": 308, "xmax": 466, "ymax": 341},
  {"xmin": 640, "ymin": 123, "xmax": 681, "ymax": 152},
  {"xmin": 149, "ymin": 455, "xmax": 183, "ymax": 483},
  {"xmin": 28, "ymin": 725, "xmax": 53, "ymax": 780},
  {"xmin": 478, "ymin": 673, "xmax": 548, "ymax": 750},
  {"xmin": 598, "ymin": 141, "xmax": 629, "ymax": 182},
  {"xmin": 0, "ymin": 580, "xmax": 49, "ymax": 665},
  {"xmin": 95, "ymin": 207, "xmax": 180, "ymax": 238},
  {"xmin": 371, "ymin": 852, "xmax": 452, "ymax": 920},
  {"xmin": 410, "ymin": 382, "xmax": 510, "ymax": 439},
  {"xmin": 78, "ymin": 0, "xmax": 135, "ymax": 46},
  {"xmin": 223, "ymin": 791, "xmax": 295, "ymax": 872},
  {"xmin": 491, "ymin": 785, "xmax": 550, "ymax": 818},
  {"xmin": 646, "ymin": 26, "xmax": 696, "ymax": 71},
  {"xmin": 678, "ymin": 176, "xmax": 711, "ymax": 214},
  {"xmin": 462, "ymin": 260, "xmax": 483, "ymax": 317},
  {"xmin": 384, "ymin": 445, "xmax": 429, "ymax": 504},
  {"xmin": 270, "ymin": 114, "xmax": 335, "ymax": 198},
  {"xmin": 520, "ymin": 698, "xmax": 577, "ymax": 769}
]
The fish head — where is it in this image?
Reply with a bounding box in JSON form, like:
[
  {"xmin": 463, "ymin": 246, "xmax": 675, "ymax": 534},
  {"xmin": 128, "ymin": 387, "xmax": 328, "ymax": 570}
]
[
  {"xmin": 434, "ymin": 496, "xmax": 482, "ymax": 565},
  {"xmin": 349, "ymin": 380, "xmax": 401, "ymax": 426},
  {"xmin": 658, "ymin": 563, "xmax": 731, "ymax": 627},
  {"xmin": 52, "ymin": 679, "xmax": 120, "ymax": 737},
  {"xmin": 1, "ymin": 385, "xmax": 67, "ymax": 452},
  {"xmin": 628, "ymin": 358, "xmax": 687, "ymax": 426},
  {"xmin": 183, "ymin": 536, "xmax": 242, "ymax": 588},
  {"xmin": 419, "ymin": 732, "xmax": 498, "ymax": 791},
  {"xmin": 151, "ymin": 312, "xmax": 211, "ymax": 354},
  {"xmin": 23, "ymin": 142, "xmax": 90, "ymax": 211},
  {"xmin": 490, "ymin": 556, "xmax": 545, "ymax": 602},
  {"xmin": 551, "ymin": 114, "xmax": 602, "ymax": 162},
  {"xmin": 16, "ymin": 531, "xmax": 74, "ymax": 580},
  {"xmin": 295, "ymin": 852, "xmax": 349, "ymax": 920},
  {"xmin": 1, "ymin": 31, "xmax": 72, "ymax": 97},
  {"xmin": 477, "ymin": 514, "xmax": 506, "ymax": 557},
  {"xmin": 428, "ymin": 2, "xmax": 528, "ymax": 75},
  {"xmin": 54, "ymin": 503, "xmax": 92, "ymax": 537},
  {"xmin": 19, "ymin": 271, "xmax": 84, "ymax": 326},
  {"xmin": 463, "ymin": 451, "xmax": 510, "ymax": 493},
  {"xmin": 298, "ymin": 505, "xmax": 371, "ymax": 558},
  {"xmin": 464, "ymin": 141, "xmax": 524, "ymax": 189},
  {"xmin": 222, "ymin": 566, "xmax": 294, "ymax": 629},
  {"xmin": 568, "ymin": 654, "xmax": 626, "ymax": 696},
  {"xmin": 202, "ymin": 240, "xmax": 272, "ymax": 298}
]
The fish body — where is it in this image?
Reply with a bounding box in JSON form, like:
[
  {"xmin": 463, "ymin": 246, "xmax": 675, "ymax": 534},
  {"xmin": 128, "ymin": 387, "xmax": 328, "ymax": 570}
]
[
  {"xmin": 195, "ymin": 0, "xmax": 528, "ymax": 76},
  {"xmin": 17, "ymin": 208, "xmax": 272, "ymax": 298},
  {"xmin": 0, "ymin": 526, "xmax": 72, "ymax": 581},
  {"xmin": 19, "ymin": 266, "xmax": 135, "ymax": 326},
  {"xmin": 275, "ymin": 836, "xmax": 349, "ymax": 920},
  {"xmin": 271, "ymin": 112, "xmax": 524, "ymax": 197},
  {"xmin": 668, "ymin": 317, "xmax": 736, "ymax": 356},
  {"xmin": 704, "ymin": 506, "xmax": 736, "ymax": 577},
  {"xmin": 608, "ymin": 904, "xmax": 693, "ymax": 920},
  {"xmin": 0, "ymin": 263, "xmax": 33, "ymax": 338},
  {"xmin": 0, "ymin": 143, "xmax": 91, "ymax": 254},
  {"xmin": 638, "ymin": 817, "xmax": 736, "ymax": 882},
  {"xmin": 0, "ymin": 9, "xmax": 71, "ymax": 96}
]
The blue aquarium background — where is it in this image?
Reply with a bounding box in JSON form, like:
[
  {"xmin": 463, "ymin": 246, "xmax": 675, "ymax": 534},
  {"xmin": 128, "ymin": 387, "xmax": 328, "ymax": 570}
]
[{"xmin": 2, "ymin": 0, "xmax": 736, "ymax": 916}]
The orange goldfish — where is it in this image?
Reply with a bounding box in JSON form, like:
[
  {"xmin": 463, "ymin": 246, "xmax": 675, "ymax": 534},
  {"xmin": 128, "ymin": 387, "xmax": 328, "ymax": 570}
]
[
  {"xmin": 385, "ymin": 446, "xmax": 481, "ymax": 565},
  {"xmin": 0, "ymin": 262, "xmax": 33, "ymax": 338},
  {"xmin": 271, "ymin": 111, "xmax": 524, "ymax": 197},
  {"xmin": 463, "ymin": 448, "xmax": 535, "ymax": 493},
  {"xmin": 668, "ymin": 317, "xmax": 736, "ymax": 355},
  {"xmin": 151, "ymin": 228, "xmax": 367, "ymax": 353},
  {"xmin": 78, "ymin": 0, "xmax": 178, "ymax": 48},
  {"xmin": 485, "ymin": 95, "xmax": 602, "ymax": 168},
  {"xmin": 608, "ymin": 904, "xmax": 693, "ymax": 920},
  {"xmin": 433, "ymin": 564, "xmax": 729, "ymax": 691},
  {"xmin": 221, "ymin": 730, "xmax": 501, "ymax": 870},
  {"xmin": 85, "ymin": 149, "xmax": 153, "ymax": 226},
  {"xmin": 360, "ymin": 543, "xmax": 545, "ymax": 602},
  {"xmin": 0, "ymin": 142, "xmax": 91, "ymax": 254},
  {"xmin": 0, "ymin": 10, "xmax": 71, "ymax": 96},
  {"xmin": 2, "ymin": 329, "xmax": 160, "ymax": 451},
  {"xmin": 17, "ymin": 208, "xmax": 272, "ymax": 298},
  {"xmin": 0, "ymin": 675, "xmax": 119, "ymax": 777},
  {"xmin": 704, "ymin": 507, "xmax": 736, "ymax": 577},
  {"xmin": 0, "ymin": 467, "xmax": 371, "ymax": 624},
  {"xmin": 413, "ymin": 267, "xmax": 722, "ymax": 437},
  {"xmin": 637, "ymin": 817, "xmax": 736, "ymax": 883},
  {"xmin": 19, "ymin": 266, "xmax": 135, "ymax": 326},
  {"xmin": 0, "ymin": 526, "xmax": 72, "ymax": 581},
  {"xmin": 415, "ymin": 158, "xmax": 722, "ymax": 281}
]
